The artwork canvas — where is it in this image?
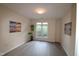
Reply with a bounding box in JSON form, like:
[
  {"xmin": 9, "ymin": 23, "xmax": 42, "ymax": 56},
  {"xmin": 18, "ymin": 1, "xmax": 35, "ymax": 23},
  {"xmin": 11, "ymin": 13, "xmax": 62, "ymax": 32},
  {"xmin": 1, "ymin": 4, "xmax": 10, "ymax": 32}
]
[
  {"xmin": 64, "ymin": 22, "xmax": 72, "ymax": 36},
  {"xmin": 10, "ymin": 21, "xmax": 16, "ymax": 32},
  {"xmin": 16, "ymin": 22, "xmax": 21, "ymax": 32},
  {"xmin": 10, "ymin": 21, "xmax": 21, "ymax": 33}
]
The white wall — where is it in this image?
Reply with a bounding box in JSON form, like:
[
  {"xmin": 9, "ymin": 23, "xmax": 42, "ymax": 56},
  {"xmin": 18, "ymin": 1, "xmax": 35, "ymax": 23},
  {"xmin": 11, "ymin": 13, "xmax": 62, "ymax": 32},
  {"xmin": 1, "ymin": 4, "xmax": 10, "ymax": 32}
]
[
  {"xmin": 61, "ymin": 12, "xmax": 72, "ymax": 55},
  {"xmin": 61, "ymin": 4, "xmax": 76, "ymax": 56},
  {"xmin": 31, "ymin": 18, "xmax": 56, "ymax": 42},
  {"xmin": 55, "ymin": 19, "xmax": 62, "ymax": 42},
  {"xmin": 0, "ymin": 5, "xmax": 30, "ymax": 55},
  {"xmin": 75, "ymin": 4, "xmax": 79, "ymax": 55}
]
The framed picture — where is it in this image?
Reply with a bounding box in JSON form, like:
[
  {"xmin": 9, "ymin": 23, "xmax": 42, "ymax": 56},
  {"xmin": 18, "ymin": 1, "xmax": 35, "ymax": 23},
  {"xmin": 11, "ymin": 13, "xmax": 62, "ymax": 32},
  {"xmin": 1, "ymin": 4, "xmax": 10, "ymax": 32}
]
[
  {"xmin": 64, "ymin": 22, "xmax": 72, "ymax": 36},
  {"xmin": 10, "ymin": 21, "xmax": 21, "ymax": 33}
]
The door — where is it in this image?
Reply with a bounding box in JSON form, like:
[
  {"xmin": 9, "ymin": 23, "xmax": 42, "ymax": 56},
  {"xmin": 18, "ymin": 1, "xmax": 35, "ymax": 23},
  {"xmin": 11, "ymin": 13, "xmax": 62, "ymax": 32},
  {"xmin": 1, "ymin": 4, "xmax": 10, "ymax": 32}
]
[{"xmin": 36, "ymin": 22, "xmax": 48, "ymax": 40}]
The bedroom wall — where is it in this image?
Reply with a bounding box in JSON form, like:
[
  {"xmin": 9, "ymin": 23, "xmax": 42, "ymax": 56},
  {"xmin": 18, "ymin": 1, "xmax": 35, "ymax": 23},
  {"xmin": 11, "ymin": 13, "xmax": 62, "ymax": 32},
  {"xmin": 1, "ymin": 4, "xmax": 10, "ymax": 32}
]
[
  {"xmin": 55, "ymin": 19, "xmax": 62, "ymax": 42},
  {"xmin": 61, "ymin": 4, "xmax": 76, "ymax": 56},
  {"xmin": 0, "ymin": 5, "xmax": 30, "ymax": 55}
]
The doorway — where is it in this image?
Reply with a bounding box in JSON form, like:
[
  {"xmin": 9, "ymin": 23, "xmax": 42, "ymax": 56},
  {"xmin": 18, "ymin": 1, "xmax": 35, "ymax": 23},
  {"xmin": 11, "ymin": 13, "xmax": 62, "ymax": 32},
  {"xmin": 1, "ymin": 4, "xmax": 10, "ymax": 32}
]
[{"xmin": 36, "ymin": 22, "xmax": 48, "ymax": 40}]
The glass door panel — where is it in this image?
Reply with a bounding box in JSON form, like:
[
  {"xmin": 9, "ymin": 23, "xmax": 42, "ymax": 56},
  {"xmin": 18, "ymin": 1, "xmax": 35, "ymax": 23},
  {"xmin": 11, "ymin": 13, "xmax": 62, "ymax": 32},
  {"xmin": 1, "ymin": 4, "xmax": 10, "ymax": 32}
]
[
  {"xmin": 36, "ymin": 22, "xmax": 48, "ymax": 38},
  {"xmin": 42, "ymin": 23, "xmax": 48, "ymax": 38},
  {"xmin": 36, "ymin": 22, "xmax": 42, "ymax": 38}
]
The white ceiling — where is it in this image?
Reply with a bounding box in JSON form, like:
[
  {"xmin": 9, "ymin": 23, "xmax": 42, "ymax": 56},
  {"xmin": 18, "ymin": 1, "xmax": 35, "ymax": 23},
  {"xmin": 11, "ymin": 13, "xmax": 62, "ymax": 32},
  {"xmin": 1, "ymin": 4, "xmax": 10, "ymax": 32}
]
[{"xmin": 2, "ymin": 3, "xmax": 72, "ymax": 19}]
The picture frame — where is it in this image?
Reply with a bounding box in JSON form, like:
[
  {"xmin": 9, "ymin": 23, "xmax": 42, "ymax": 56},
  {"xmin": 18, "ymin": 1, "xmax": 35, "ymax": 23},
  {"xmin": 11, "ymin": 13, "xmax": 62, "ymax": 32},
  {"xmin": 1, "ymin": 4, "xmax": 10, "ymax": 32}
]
[
  {"xmin": 64, "ymin": 22, "xmax": 72, "ymax": 36},
  {"xmin": 10, "ymin": 21, "xmax": 21, "ymax": 33}
]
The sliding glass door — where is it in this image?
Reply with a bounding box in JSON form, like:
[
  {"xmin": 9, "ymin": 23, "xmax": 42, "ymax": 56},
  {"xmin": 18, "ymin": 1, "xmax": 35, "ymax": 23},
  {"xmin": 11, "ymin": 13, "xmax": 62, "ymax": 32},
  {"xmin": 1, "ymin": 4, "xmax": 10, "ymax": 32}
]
[{"xmin": 36, "ymin": 22, "xmax": 48, "ymax": 38}]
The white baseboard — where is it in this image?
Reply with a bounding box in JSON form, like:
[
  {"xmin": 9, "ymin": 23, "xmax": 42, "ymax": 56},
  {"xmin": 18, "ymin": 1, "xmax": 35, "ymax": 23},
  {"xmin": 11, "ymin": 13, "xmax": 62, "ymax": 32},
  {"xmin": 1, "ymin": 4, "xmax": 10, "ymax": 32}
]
[
  {"xmin": 61, "ymin": 44, "xmax": 68, "ymax": 56},
  {"xmin": 0, "ymin": 41, "xmax": 26, "ymax": 56}
]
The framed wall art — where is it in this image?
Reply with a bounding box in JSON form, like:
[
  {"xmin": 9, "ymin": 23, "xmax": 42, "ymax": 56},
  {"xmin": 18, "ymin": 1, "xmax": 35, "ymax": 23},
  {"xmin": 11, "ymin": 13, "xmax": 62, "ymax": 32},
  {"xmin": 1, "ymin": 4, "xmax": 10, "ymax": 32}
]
[
  {"xmin": 64, "ymin": 22, "xmax": 72, "ymax": 36},
  {"xmin": 10, "ymin": 21, "xmax": 21, "ymax": 33}
]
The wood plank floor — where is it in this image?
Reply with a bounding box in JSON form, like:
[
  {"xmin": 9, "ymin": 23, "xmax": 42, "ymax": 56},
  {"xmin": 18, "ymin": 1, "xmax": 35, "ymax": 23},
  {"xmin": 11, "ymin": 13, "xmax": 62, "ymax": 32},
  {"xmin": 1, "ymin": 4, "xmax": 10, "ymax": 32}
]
[{"xmin": 4, "ymin": 41, "xmax": 67, "ymax": 56}]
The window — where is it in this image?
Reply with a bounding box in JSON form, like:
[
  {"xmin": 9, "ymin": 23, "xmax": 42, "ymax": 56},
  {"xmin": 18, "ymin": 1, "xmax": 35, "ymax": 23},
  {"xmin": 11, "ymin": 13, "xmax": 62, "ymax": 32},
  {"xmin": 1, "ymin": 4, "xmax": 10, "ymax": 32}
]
[{"xmin": 36, "ymin": 22, "xmax": 48, "ymax": 38}]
